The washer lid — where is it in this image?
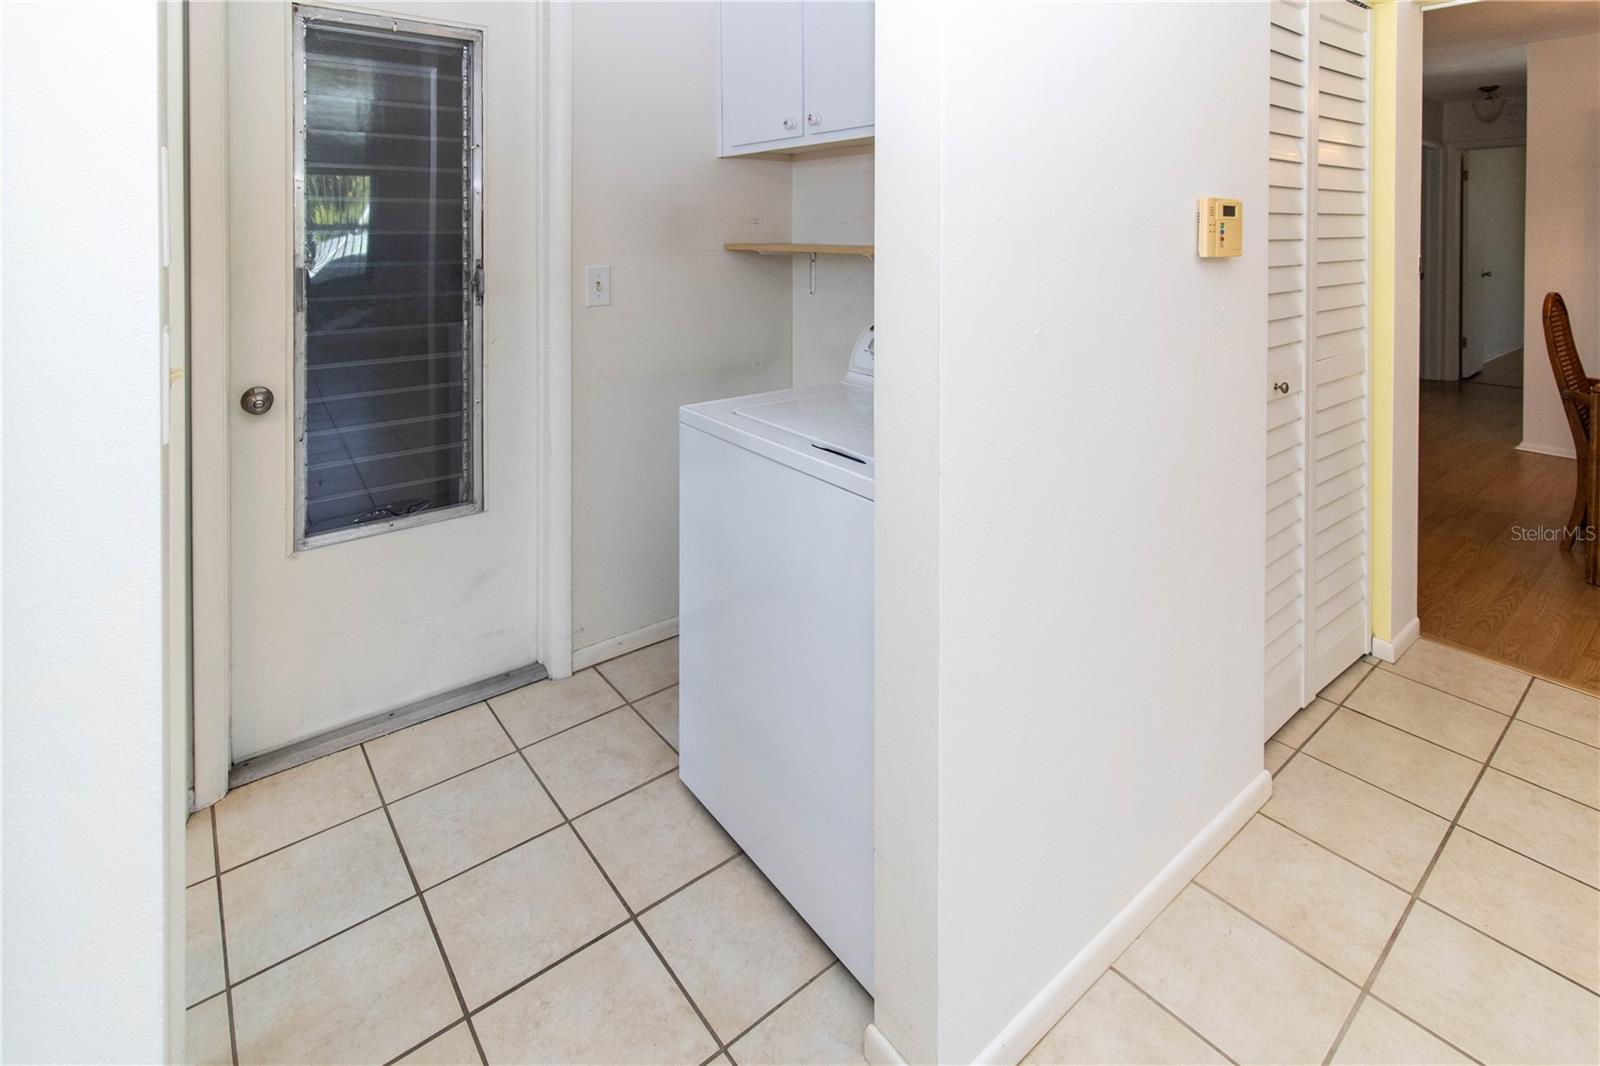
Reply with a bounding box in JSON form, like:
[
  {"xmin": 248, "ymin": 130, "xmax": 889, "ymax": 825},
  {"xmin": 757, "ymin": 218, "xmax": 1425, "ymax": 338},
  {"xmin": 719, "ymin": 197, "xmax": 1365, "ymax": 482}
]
[{"xmin": 733, "ymin": 384, "xmax": 874, "ymax": 462}]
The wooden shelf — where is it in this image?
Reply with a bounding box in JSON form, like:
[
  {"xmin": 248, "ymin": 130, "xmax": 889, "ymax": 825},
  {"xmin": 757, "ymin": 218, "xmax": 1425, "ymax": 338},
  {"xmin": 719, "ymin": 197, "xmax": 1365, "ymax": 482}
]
[{"xmin": 724, "ymin": 242, "xmax": 874, "ymax": 259}]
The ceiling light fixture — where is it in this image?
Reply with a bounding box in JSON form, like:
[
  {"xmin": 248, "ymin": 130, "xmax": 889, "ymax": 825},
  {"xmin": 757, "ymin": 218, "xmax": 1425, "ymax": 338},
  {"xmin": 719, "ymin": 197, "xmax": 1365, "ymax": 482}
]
[{"xmin": 1472, "ymin": 84, "xmax": 1505, "ymax": 124}]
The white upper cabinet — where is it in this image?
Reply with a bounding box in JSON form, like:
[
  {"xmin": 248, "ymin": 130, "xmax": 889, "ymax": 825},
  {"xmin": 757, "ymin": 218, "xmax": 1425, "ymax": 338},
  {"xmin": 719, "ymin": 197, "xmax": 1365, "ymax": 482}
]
[
  {"xmin": 802, "ymin": 2, "xmax": 874, "ymax": 138},
  {"xmin": 720, "ymin": 2, "xmax": 804, "ymax": 152},
  {"xmin": 719, "ymin": 1, "xmax": 873, "ymax": 157}
]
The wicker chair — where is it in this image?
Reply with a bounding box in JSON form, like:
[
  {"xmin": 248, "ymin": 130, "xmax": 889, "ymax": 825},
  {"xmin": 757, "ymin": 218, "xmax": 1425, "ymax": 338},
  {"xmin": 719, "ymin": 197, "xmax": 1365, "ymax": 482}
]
[{"xmin": 1543, "ymin": 291, "xmax": 1600, "ymax": 584}]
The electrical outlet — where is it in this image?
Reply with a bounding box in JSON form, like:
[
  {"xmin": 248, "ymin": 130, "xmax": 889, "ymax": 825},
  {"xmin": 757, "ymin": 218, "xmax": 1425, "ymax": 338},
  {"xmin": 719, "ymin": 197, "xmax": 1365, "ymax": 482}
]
[{"xmin": 585, "ymin": 265, "xmax": 611, "ymax": 307}]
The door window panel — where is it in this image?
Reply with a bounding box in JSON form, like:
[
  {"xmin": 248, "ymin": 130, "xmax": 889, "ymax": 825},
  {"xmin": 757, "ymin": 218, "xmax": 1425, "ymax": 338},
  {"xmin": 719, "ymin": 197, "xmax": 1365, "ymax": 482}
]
[{"xmin": 295, "ymin": 9, "xmax": 481, "ymax": 545}]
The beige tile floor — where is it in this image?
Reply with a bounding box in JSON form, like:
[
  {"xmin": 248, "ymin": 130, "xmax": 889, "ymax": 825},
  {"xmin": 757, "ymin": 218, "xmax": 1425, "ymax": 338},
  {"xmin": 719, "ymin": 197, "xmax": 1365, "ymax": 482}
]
[
  {"xmin": 186, "ymin": 638, "xmax": 870, "ymax": 1066},
  {"xmin": 1028, "ymin": 641, "xmax": 1600, "ymax": 1066},
  {"xmin": 189, "ymin": 636, "xmax": 1600, "ymax": 1065}
]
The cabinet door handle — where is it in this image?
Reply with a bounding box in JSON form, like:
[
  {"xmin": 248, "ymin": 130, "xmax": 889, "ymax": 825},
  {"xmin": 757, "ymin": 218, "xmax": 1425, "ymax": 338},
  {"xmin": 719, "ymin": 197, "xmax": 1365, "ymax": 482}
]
[
  {"xmin": 806, "ymin": 113, "xmax": 820, "ymax": 127},
  {"xmin": 782, "ymin": 117, "xmax": 798, "ymax": 131}
]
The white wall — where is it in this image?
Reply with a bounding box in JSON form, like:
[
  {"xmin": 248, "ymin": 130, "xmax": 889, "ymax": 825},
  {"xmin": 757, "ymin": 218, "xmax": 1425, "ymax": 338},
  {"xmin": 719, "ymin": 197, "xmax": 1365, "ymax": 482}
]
[
  {"xmin": 1, "ymin": 2, "xmax": 171, "ymax": 1060},
  {"xmin": 1422, "ymin": 96, "xmax": 1444, "ymax": 144},
  {"xmin": 570, "ymin": 2, "xmax": 793, "ymax": 660},
  {"xmin": 875, "ymin": 3, "xmax": 1266, "ymax": 1061},
  {"xmin": 792, "ymin": 152, "xmax": 876, "ymax": 387},
  {"xmin": 1522, "ymin": 34, "xmax": 1599, "ymax": 459}
]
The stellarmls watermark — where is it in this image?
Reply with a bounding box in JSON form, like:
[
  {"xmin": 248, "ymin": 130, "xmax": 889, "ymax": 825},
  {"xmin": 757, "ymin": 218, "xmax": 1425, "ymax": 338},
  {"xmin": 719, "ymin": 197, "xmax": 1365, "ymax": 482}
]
[{"xmin": 1511, "ymin": 525, "xmax": 1597, "ymax": 542}]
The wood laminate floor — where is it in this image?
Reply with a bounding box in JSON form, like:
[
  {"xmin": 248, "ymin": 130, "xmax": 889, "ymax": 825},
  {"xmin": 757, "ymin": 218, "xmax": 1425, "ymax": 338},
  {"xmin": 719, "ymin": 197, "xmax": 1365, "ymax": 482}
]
[{"xmin": 1419, "ymin": 377, "xmax": 1600, "ymax": 692}]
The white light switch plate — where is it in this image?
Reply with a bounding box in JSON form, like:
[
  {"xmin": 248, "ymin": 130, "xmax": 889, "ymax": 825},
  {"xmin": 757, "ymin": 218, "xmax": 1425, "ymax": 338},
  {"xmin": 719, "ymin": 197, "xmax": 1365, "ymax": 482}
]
[{"xmin": 585, "ymin": 265, "xmax": 611, "ymax": 307}]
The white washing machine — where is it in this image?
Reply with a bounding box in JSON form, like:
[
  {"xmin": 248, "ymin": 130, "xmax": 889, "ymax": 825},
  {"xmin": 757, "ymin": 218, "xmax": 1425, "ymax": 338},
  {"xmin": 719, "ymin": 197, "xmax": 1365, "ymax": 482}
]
[{"xmin": 678, "ymin": 326, "xmax": 874, "ymax": 991}]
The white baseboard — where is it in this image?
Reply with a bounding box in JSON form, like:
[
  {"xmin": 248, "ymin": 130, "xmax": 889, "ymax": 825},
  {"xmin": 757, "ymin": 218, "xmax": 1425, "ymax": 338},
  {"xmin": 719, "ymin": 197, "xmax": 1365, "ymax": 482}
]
[
  {"xmin": 864, "ymin": 1023, "xmax": 909, "ymax": 1066},
  {"xmin": 571, "ymin": 617, "xmax": 678, "ymax": 672},
  {"xmin": 1516, "ymin": 440, "xmax": 1577, "ymax": 461},
  {"xmin": 1372, "ymin": 617, "xmax": 1421, "ymax": 663},
  {"xmin": 970, "ymin": 770, "xmax": 1273, "ymax": 1065}
]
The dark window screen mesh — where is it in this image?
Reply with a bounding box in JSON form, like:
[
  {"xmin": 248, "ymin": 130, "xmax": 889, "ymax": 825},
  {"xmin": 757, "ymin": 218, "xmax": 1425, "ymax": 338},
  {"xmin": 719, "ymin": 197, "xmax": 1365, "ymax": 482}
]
[{"xmin": 300, "ymin": 22, "xmax": 475, "ymax": 539}]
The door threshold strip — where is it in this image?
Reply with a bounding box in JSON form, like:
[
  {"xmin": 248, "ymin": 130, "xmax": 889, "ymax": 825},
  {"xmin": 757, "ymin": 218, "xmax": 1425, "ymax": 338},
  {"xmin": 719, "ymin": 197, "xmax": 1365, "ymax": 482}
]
[{"xmin": 227, "ymin": 661, "xmax": 549, "ymax": 790}]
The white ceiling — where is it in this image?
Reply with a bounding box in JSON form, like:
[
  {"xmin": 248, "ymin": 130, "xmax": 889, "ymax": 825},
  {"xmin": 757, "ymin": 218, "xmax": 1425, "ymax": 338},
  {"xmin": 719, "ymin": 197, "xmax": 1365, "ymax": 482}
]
[{"xmin": 1423, "ymin": 0, "xmax": 1599, "ymax": 101}]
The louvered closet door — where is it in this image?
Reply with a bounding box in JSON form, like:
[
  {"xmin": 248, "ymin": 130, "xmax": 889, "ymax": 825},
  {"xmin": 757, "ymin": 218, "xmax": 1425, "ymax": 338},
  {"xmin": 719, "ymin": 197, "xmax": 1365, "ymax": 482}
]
[
  {"xmin": 1265, "ymin": 0, "xmax": 1370, "ymax": 737},
  {"xmin": 1265, "ymin": 0, "xmax": 1310, "ymax": 734},
  {"xmin": 1307, "ymin": 0, "xmax": 1370, "ymax": 693}
]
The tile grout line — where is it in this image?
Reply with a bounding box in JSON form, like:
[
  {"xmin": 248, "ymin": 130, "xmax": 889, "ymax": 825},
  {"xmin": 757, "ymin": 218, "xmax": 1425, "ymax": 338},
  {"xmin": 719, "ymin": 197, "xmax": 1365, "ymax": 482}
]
[
  {"xmin": 1474, "ymin": 765, "xmax": 1600, "ymax": 814},
  {"xmin": 226, "ymin": 896, "xmax": 417, "ymax": 991},
  {"xmin": 1335, "ymin": 701, "xmax": 1507, "ymax": 762},
  {"xmin": 581, "ymin": 667, "xmax": 842, "ymax": 1055},
  {"xmin": 491, "ymin": 695, "xmax": 629, "ymax": 752},
  {"xmin": 1451, "ymin": 822, "xmax": 1599, "ymax": 893},
  {"xmin": 1372, "ymin": 656, "xmax": 1531, "ymax": 715},
  {"xmin": 1292, "ymin": 734, "xmax": 1600, "ymax": 870},
  {"xmin": 1507, "ymin": 714, "xmax": 1600, "ymax": 753},
  {"xmin": 592, "ymin": 666, "xmax": 679, "ymax": 753},
  {"xmin": 1294, "ymin": 749, "xmax": 1460, "ymax": 821},
  {"xmin": 382, "ymin": 1019, "xmax": 476, "ymax": 1066},
  {"xmin": 216, "ymin": 737, "xmax": 669, "ymax": 886},
  {"xmin": 721, "ymin": 957, "xmax": 840, "ymax": 1058},
  {"xmin": 1391, "ymin": 634, "xmax": 1598, "ymax": 702},
  {"xmin": 1361, "ymin": 990, "xmax": 1487, "ymax": 1065},
  {"xmin": 1249, "ymin": 807, "xmax": 1599, "ymax": 997},
  {"xmin": 1116, "ymin": 886, "xmax": 1481, "ymax": 1066},
  {"xmin": 1271, "ymin": 661, "xmax": 1371, "ymax": 782},
  {"xmin": 1254, "ymin": 809, "xmax": 1415, "ymax": 894},
  {"xmin": 1191, "ymin": 881, "xmax": 1361, "ymax": 991},
  {"xmin": 1105, "ymin": 966, "xmax": 1240, "ymax": 1066},
  {"xmin": 209, "ymin": 667, "xmax": 679, "ymax": 882},
  {"xmin": 358, "ymin": 744, "xmax": 490, "ymax": 1066},
  {"xmin": 1326, "ymin": 700, "xmax": 1600, "ymax": 811},
  {"xmin": 209, "ymin": 769, "xmax": 709, "ymax": 997},
  {"xmin": 1317, "ymin": 673, "xmax": 1535, "ymax": 1066},
  {"xmin": 209, "ymin": 812, "xmax": 242, "ymax": 1066},
  {"xmin": 213, "ymin": 699, "xmax": 678, "ymax": 888},
  {"xmin": 466, "ymin": 916, "xmax": 638, "ymax": 1019},
  {"xmin": 1418, "ymin": 897, "xmax": 1600, "ymax": 997},
  {"xmin": 481, "ymin": 695, "xmax": 734, "ymax": 1061},
  {"xmin": 216, "ymin": 800, "xmax": 385, "ymax": 878},
  {"xmin": 1296, "ymin": 662, "xmax": 1507, "ymax": 778}
]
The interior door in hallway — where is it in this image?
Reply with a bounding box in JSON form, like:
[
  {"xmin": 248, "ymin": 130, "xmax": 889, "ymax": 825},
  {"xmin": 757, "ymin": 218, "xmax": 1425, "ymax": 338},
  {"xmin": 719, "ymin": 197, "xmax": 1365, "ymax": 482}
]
[
  {"xmin": 1460, "ymin": 145, "xmax": 1526, "ymax": 378},
  {"xmin": 1265, "ymin": 0, "xmax": 1371, "ymax": 736},
  {"xmin": 219, "ymin": 2, "xmax": 544, "ymax": 762}
]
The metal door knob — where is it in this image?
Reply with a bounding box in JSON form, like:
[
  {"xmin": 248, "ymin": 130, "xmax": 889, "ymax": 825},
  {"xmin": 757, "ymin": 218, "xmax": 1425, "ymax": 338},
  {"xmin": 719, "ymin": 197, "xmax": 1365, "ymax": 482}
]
[
  {"xmin": 1481, "ymin": 271, "xmax": 1493, "ymax": 278},
  {"xmin": 240, "ymin": 386, "xmax": 275, "ymax": 415}
]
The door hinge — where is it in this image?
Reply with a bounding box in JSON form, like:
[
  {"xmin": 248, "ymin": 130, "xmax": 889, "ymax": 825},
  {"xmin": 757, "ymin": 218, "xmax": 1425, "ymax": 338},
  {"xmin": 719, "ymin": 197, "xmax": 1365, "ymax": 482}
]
[
  {"xmin": 1460, "ymin": 335, "xmax": 1468, "ymax": 349},
  {"xmin": 473, "ymin": 260, "xmax": 485, "ymax": 305}
]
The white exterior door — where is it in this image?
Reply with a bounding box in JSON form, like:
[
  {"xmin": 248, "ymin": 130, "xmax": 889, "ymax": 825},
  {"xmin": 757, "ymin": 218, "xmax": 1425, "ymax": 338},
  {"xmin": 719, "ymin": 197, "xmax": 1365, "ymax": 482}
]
[
  {"xmin": 1266, "ymin": 0, "xmax": 1370, "ymax": 737},
  {"xmin": 224, "ymin": 2, "xmax": 544, "ymax": 761}
]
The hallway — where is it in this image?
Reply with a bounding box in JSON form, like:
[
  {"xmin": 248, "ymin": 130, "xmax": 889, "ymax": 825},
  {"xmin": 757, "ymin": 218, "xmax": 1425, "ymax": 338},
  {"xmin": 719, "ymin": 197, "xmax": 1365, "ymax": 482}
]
[{"xmin": 1418, "ymin": 377, "xmax": 1600, "ymax": 691}]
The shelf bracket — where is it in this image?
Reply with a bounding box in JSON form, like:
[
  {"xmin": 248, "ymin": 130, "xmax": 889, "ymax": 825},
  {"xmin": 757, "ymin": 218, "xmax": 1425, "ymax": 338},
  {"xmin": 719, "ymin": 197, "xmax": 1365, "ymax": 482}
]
[{"xmin": 808, "ymin": 251, "xmax": 817, "ymax": 295}]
